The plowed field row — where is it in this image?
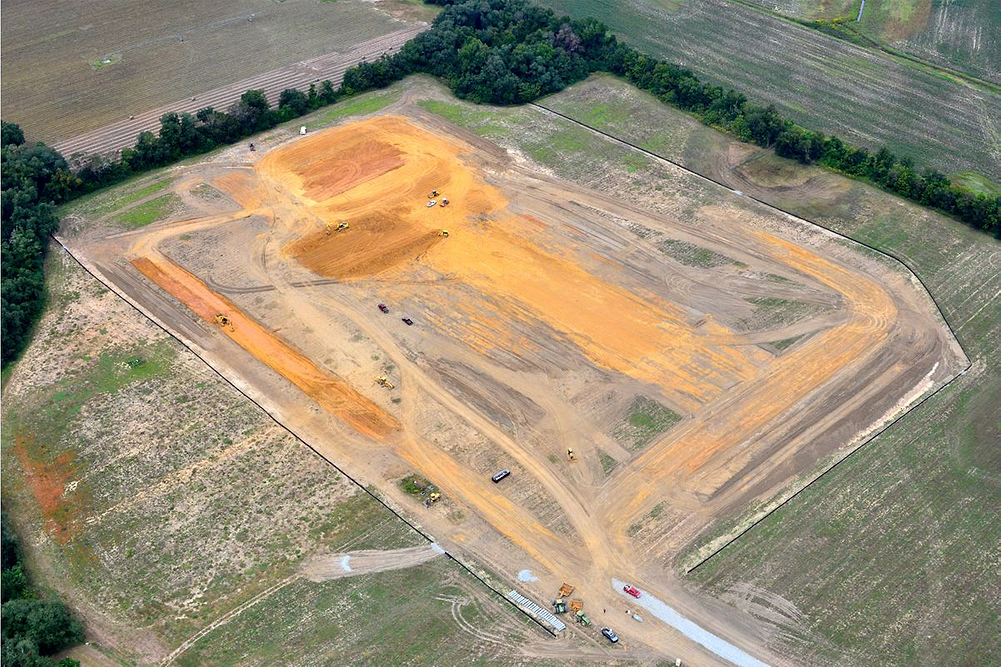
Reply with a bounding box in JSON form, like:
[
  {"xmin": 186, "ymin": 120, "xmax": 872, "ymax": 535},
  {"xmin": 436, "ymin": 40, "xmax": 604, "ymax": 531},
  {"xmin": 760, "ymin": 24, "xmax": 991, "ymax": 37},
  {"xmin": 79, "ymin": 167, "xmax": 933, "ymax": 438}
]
[{"xmin": 541, "ymin": 0, "xmax": 1001, "ymax": 179}]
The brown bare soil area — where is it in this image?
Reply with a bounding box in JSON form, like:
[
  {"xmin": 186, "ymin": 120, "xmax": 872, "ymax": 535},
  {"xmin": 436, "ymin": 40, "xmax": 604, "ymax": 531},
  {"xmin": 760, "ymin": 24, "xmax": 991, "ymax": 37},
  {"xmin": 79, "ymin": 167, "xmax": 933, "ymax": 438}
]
[
  {"xmin": 63, "ymin": 107, "xmax": 964, "ymax": 665},
  {"xmin": 131, "ymin": 256, "xmax": 398, "ymax": 440}
]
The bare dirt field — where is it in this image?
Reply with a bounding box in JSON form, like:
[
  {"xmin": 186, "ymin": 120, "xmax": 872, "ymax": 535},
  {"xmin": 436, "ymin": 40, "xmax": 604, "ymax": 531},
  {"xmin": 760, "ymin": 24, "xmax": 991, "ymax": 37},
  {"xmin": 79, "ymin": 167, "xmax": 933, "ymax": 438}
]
[
  {"xmin": 57, "ymin": 86, "xmax": 965, "ymax": 665},
  {"xmin": 0, "ymin": 0, "xmax": 417, "ymax": 144}
]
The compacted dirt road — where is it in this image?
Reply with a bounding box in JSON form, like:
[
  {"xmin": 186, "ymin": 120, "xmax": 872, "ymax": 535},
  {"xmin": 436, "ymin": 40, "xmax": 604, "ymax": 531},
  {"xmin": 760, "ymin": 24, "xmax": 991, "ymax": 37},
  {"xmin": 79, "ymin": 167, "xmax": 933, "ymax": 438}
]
[{"xmin": 65, "ymin": 110, "xmax": 965, "ymax": 665}]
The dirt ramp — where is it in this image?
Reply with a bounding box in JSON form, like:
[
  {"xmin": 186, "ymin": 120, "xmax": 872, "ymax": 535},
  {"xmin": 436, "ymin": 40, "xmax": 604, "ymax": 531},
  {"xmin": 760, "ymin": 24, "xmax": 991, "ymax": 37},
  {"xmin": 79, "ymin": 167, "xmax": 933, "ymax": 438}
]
[
  {"xmin": 132, "ymin": 256, "xmax": 399, "ymax": 439},
  {"xmin": 299, "ymin": 544, "xmax": 444, "ymax": 582}
]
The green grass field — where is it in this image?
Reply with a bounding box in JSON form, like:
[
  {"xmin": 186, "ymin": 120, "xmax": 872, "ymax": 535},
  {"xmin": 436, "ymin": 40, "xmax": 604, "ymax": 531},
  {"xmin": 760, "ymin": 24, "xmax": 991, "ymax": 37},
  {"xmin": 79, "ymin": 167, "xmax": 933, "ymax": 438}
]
[
  {"xmin": 539, "ymin": 0, "xmax": 1001, "ymax": 181},
  {"xmin": 112, "ymin": 193, "xmax": 180, "ymax": 227}
]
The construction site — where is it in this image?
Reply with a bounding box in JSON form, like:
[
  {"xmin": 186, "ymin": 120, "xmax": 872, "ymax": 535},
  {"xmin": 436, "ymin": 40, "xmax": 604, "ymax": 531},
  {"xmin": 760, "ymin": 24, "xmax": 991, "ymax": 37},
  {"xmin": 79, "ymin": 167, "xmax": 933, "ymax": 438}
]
[{"xmin": 61, "ymin": 104, "xmax": 966, "ymax": 665}]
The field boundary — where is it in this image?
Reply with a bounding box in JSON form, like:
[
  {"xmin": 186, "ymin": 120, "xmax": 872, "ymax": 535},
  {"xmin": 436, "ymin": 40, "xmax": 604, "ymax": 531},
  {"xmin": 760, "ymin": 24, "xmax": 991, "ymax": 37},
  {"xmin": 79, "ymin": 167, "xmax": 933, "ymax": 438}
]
[
  {"xmin": 527, "ymin": 101, "xmax": 973, "ymax": 572},
  {"xmin": 53, "ymin": 26, "xmax": 424, "ymax": 162},
  {"xmin": 50, "ymin": 235, "xmax": 561, "ymax": 641},
  {"xmin": 718, "ymin": 0, "xmax": 1001, "ymax": 94}
]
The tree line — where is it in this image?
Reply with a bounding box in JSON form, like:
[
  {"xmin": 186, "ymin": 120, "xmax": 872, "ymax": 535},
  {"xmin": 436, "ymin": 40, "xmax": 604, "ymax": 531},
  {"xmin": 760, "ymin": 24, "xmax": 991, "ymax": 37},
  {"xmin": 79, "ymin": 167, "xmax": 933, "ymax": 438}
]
[
  {"xmin": 1, "ymin": 512, "xmax": 82, "ymax": 667},
  {"xmin": 1, "ymin": 84, "xmax": 338, "ymax": 366},
  {"xmin": 342, "ymin": 0, "xmax": 999, "ymax": 233},
  {"xmin": 2, "ymin": 0, "xmax": 998, "ymax": 369}
]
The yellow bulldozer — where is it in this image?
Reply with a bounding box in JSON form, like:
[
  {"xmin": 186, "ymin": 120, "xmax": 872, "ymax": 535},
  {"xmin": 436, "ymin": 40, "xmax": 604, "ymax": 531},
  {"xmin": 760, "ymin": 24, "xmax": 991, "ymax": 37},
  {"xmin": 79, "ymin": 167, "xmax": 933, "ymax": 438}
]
[
  {"xmin": 326, "ymin": 221, "xmax": 349, "ymax": 235},
  {"xmin": 439, "ymin": 229, "xmax": 450, "ymax": 238},
  {"xmin": 214, "ymin": 314, "xmax": 234, "ymax": 331},
  {"xmin": 375, "ymin": 375, "xmax": 395, "ymax": 389}
]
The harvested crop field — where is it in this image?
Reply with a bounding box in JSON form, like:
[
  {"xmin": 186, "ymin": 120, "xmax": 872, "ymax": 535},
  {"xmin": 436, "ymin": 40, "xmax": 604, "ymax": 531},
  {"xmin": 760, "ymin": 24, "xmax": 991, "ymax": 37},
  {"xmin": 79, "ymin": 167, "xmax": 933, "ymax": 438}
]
[
  {"xmin": 742, "ymin": 0, "xmax": 1001, "ymax": 82},
  {"xmin": 0, "ymin": 0, "xmax": 414, "ymax": 144},
  {"xmin": 54, "ymin": 81, "xmax": 966, "ymax": 664},
  {"xmin": 539, "ymin": 0, "xmax": 1001, "ymax": 180}
]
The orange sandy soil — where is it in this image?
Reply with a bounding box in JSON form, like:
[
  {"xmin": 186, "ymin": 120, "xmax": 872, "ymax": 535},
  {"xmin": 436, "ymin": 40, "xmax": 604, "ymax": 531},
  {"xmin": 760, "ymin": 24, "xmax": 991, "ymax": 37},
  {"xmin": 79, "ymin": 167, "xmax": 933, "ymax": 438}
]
[
  {"xmin": 263, "ymin": 116, "xmax": 762, "ymax": 412},
  {"xmin": 131, "ymin": 256, "xmax": 397, "ymax": 440},
  {"xmin": 80, "ymin": 112, "xmax": 961, "ymax": 665}
]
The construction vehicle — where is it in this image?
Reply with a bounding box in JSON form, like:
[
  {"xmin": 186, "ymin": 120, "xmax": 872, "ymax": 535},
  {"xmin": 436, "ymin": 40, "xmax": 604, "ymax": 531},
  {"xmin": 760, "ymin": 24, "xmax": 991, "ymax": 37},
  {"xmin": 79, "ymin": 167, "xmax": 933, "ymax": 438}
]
[
  {"xmin": 558, "ymin": 583, "xmax": 574, "ymax": 598},
  {"xmin": 423, "ymin": 492, "xmax": 441, "ymax": 508},
  {"xmin": 428, "ymin": 189, "xmax": 439, "ymax": 198},
  {"xmin": 214, "ymin": 314, "xmax": 234, "ymax": 330},
  {"xmin": 552, "ymin": 599, "xmax": 568, "ymax": 614},
  {"xmin": 567, "ymin": 448, "xmax": 575, "ymax": 461},
  {"xmin": 570, "ymin": 599, "xmax": 583, "ymax": 613},
  {"xmin": 326, "ymin": 221, "xmax": 349, "ymax": 235},
  {"xmin": 576, "ymin": 611, "xmax": 591, "ymax": 626},
  {"xmin": 375, "ymin": 375, "xmax": 394, "ymax": 389},
  {"xmin": 248, "ymin": 143, "xmax": 255, "ymax": 152},
  {"xmin": 439, "ymin": 229, "xmax": 449, "ymax": 238}
]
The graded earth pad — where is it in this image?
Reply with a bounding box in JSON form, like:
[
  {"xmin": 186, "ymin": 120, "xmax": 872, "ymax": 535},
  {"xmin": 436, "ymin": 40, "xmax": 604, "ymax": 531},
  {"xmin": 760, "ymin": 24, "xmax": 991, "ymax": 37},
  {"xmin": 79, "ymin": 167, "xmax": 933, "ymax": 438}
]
[
  {"xmin": 67, "ymin": 107, "xmax": 964, "ymax": 665},
  {"xmin": 263, "ymin": 117, "xmax": 764, "ymax": 412}
]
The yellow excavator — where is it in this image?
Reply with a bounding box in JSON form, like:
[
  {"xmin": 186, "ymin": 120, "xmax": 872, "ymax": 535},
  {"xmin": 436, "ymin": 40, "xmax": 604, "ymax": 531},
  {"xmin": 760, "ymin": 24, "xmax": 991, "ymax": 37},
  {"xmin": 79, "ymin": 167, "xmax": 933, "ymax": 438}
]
[
  {"xmin": 375, "ymin": 375, "xmax": 395, "ymax": 389},
  {"xmin": 439, "ymin": 229, "xmax": 449, "ymax": 238},
  {"xmin": 214, "ymin": 314, "xmax": 234, "ymax": 331}
]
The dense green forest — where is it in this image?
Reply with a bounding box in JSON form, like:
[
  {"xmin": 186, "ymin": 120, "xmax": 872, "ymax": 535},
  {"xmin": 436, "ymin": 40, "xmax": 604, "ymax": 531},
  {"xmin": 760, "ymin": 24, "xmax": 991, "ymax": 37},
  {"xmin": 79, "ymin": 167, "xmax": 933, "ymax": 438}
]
[
  {"xmin": 1, "ymin": 513, "xmax": 82, "ymax": 667},
  {"xmin": 1, "ymin": 0, "xmax": 998, "ymax": 369}
]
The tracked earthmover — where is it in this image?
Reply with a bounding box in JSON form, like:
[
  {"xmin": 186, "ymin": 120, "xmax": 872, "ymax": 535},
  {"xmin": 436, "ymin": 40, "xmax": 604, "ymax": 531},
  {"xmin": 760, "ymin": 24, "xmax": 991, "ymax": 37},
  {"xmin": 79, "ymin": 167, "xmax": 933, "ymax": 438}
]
[
  {"xmin": 376, "ymin": 375, "xmax": 395, "ymax": 389},
  {"xmin": 214, "ymin": 314, "xmax": 234, "ymax": 330}
]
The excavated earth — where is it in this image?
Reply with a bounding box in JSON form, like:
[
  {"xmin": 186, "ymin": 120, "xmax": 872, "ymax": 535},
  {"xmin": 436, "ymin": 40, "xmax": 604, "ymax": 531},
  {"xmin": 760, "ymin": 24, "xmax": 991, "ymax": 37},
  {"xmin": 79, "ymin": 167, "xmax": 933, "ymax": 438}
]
[{"xmin": 67, "ymin": 111, "xmax": 965, "ymax": 666}]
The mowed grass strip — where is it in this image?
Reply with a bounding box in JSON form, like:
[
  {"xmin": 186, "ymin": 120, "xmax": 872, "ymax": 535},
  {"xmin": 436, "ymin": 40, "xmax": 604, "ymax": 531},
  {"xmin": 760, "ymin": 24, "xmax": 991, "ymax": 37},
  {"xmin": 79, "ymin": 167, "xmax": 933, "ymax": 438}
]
[
  {"xmin": 113, "ymin": 192, "xmax": 180, "ymax": 227},
  {"xmin": 317, "ymin": 90, "xmax": 401, "ymax": 125},
  {"xmin": 61, "ymin": 177, "xmax": 173, "ymax": 219}
]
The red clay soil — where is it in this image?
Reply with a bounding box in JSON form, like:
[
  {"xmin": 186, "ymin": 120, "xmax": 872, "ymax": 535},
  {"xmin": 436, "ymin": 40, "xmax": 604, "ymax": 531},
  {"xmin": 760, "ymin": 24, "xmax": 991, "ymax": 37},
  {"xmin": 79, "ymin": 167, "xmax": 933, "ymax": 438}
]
[{"xmin": 13, "ymin": 434, "xmax": 80, "ymax": 543}]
